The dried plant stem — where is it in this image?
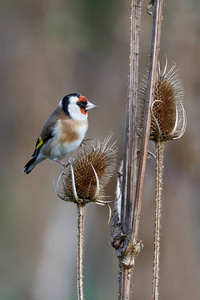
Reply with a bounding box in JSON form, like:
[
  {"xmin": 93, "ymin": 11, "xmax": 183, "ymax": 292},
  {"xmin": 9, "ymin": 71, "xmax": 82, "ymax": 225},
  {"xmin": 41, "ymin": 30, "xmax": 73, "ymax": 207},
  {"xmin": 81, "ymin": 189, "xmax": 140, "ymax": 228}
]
[
  {"xmin": 121, "ymin": 0, "xmax": 141, "ymax": 232},
  {"xmin": 118, "ymin": 0, "xmax": 142, "ymax": 298},
  {"xmin": 133, "ymin": 0, "xmax": 164, "ymax": 243},
  {"xmin": 112, "ymin": 1, "xmax": 163, "ymax": 299},
  {"xmin": 152, "ymin": 141, "xmax": 164, "ymax": 300},
  {"xmin": 119, "ymin": 265, "xmax": 133, "ymax": 300},
  {"xmin": 77, "ymin": 203, "xmax": 86, "ymax": 300}
]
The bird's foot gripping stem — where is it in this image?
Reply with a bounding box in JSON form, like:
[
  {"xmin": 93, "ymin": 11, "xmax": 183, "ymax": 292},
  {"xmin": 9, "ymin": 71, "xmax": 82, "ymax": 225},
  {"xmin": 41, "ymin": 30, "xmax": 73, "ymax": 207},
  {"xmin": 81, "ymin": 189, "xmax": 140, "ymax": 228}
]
[{"xmin": 54, "ymin": 158, "xmax": 75, "ymax": 171}]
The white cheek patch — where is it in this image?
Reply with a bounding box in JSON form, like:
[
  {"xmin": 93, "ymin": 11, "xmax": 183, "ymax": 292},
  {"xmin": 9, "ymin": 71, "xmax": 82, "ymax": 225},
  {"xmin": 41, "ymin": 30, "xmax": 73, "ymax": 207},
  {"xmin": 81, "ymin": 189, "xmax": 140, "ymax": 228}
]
[{"xmin": 68, "ymin": 103, "xmax": 88, "ymax": 121}]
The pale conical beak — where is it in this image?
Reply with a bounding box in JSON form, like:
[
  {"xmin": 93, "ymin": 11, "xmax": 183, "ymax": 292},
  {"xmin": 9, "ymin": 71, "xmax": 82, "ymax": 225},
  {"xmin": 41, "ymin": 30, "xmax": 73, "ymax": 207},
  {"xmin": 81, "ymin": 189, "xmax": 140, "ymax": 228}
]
[{"xmin": 86, "ymin": 101, "xmax": 99, "ymax": 111}]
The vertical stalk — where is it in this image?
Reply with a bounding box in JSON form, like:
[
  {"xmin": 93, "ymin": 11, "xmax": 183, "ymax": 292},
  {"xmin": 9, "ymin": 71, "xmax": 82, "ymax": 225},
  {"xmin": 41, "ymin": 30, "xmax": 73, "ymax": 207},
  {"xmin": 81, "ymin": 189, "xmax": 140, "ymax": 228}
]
[
  {"xmin": 119, "ymin": 0, "xmax": 142, "ymax": 298},
  {"xmin": 132, "ymin": 0, "xmax": 164, "ymax": 244},
  {"xmin": 152, "ymin": 141, "xmax": 164, "ymax": 300},
  {"xmin": 77, "ymin": 203, "xmax": 86, "ymax": 300},
  {"xmin": 121, "ymin": 0, "xmax": 141, "ymax": 235},
  {"xmin": 112, "ymin": 1, "xmax": 163, "ymax": 300},
  {"xmin": 119, "ymin": 265, "xmax": 133, "ymax": 300}
]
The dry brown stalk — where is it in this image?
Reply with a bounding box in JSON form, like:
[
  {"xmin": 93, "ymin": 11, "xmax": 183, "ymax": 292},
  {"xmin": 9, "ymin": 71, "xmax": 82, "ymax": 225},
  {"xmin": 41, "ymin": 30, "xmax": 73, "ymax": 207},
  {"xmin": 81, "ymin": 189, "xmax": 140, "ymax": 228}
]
[
  {"xmin": 77, "ymin": 203, "xmax": 86, "ymax": 300},
  {"xmin": 133, "ymin": 0, "xmax": 164, "ymax": 244},
  {"xmin": 111, "ymin": 0, "xmax": 141, "ymax": 298},
  {"xmin": 111, "ymin": 0, "xmax": 164, "ymax": 299},
  {"xmin": 152, "ymin": 141, "xmax": 164, "ymax": 300},
  {"xmin": 138, "ymin": 58, "xmax": 186, "ymax": 299}
]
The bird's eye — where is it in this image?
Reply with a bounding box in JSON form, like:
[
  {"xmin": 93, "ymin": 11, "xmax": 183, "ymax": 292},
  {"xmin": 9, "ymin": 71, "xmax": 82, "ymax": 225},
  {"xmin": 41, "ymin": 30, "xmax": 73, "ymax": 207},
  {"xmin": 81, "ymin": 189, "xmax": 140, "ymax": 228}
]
[{"xmin": 77, "ymin": 101, "xmax": 87, "ymax": 109}]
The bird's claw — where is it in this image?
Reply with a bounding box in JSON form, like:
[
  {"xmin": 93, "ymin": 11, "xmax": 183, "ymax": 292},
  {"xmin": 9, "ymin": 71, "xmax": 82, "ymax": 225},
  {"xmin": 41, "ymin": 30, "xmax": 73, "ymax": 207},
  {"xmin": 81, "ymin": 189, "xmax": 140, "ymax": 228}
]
[
  {"xmin": 54, "ymin": 158, "xmax": 75, "ymax": 172},
  {"xmin": 80, "ymin": 138, "xmax": 92, "ymax": 148}
]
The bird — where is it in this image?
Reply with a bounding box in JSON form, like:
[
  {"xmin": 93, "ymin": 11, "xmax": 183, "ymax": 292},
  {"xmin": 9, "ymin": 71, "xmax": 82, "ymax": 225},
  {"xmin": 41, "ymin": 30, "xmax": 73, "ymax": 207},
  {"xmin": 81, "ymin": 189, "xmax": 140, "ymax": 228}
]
[{"xmin": 24, "ymin": 93, "xmax": 98, "ymax": 174}]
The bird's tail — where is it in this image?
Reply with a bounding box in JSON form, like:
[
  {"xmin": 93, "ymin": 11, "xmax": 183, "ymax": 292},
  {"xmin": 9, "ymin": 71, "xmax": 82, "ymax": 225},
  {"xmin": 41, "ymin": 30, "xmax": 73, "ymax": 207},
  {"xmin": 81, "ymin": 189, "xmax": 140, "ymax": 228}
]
[{"xmin": 24, "ymin": 157, "xmax": 37, "ymax": 174}]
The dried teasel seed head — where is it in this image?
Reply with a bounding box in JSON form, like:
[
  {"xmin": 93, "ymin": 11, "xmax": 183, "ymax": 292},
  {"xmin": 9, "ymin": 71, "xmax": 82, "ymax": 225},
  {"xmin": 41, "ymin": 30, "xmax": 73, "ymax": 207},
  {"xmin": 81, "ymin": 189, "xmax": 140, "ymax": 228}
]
[
  {"xmin": 56, "ymin": 135, "xmax": 117, "ymax": 204},
  {"xmin": 138, "ymin": 57, "xmax": 187, "ymax": 142}
]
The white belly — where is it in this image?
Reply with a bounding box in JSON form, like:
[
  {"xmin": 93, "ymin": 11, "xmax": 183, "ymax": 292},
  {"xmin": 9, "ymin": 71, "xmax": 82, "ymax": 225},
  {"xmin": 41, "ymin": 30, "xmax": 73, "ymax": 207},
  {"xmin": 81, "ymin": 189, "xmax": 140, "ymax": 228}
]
[
  {"xmin": 49, "ymin": 138, "xmax": 83, "ymax": 160},
  {"xmin": 42, "ymin": 121, "xmax": 88, "ymax": 161},
  {"xmin": 40, "ymin": 122, "xmax": 88, "ymax": 161}
]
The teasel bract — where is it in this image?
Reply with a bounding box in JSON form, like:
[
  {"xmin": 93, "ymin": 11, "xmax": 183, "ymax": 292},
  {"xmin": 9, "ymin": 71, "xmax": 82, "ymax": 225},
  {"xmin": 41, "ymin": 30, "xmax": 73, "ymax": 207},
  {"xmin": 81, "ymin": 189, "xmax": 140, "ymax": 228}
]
[{"xmin": 138, "ymin": 57, "xmax": 187, "ymax": 300}]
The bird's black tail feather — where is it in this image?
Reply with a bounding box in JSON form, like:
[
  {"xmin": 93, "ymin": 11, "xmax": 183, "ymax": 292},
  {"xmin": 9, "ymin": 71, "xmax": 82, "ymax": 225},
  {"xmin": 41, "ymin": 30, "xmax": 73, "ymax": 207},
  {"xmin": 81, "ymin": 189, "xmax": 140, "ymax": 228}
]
[{"xmin": 24, "ymin": 157, "xmax": 37, "ymax": 174}]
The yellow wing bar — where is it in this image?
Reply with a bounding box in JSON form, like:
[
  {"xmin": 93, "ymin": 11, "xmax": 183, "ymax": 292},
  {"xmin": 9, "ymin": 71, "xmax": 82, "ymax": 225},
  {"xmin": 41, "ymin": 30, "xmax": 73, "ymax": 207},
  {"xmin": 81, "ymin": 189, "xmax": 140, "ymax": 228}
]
[{"xmin": 36, "ymin": 137, "xmax": 44, "ymax": 150}]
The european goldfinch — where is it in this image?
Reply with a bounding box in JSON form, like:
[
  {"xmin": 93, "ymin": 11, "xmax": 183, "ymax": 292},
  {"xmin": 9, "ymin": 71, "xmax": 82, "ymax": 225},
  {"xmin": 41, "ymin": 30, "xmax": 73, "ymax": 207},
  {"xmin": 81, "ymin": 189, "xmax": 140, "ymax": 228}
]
[{"xmin": 24, "ymin": 93, "xmax": 98, "ymax": 174}]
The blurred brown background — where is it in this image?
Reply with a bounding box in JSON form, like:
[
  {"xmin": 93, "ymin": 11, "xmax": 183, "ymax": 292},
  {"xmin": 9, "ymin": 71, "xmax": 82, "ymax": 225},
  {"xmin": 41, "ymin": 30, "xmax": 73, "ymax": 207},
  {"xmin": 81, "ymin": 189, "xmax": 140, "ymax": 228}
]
[{"xmin": 0, "ymin": 0, "xmax": 200, "ymax": 299}]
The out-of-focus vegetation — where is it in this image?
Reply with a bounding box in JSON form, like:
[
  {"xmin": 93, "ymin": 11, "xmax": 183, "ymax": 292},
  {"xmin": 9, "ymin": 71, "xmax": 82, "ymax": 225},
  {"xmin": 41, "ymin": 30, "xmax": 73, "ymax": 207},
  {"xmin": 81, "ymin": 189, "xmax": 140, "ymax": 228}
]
[{"xmin": 0, "ymin": 0, "xmax": 200, "ymax": 299}]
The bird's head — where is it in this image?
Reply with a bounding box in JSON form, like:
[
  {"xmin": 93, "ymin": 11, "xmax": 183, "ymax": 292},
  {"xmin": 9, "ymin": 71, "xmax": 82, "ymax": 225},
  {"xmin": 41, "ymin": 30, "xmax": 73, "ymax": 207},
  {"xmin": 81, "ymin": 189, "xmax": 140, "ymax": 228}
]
[{"xmin": 62, "ymin": 93, "xmax": 98, "ymax": 121}]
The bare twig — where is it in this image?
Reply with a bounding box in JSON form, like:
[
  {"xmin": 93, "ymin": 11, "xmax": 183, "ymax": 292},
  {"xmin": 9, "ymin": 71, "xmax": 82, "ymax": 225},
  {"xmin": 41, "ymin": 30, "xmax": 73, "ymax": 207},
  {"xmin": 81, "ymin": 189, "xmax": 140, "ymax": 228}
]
[
  {"xmin": 121, "ymin": 0, "xmax": 141, "ymax": 237},
  {"xmin": 152, "ymin": 141, "xmax": 164, "ymax": 300},
  {"xmin": 77, "ymin": 203, "xmax": 86, "ymax": 300},
  {"xmin": 112, "ymin": 1, "xmax": 142, "ymax": 299},
  {"xmin": 132, "ymin": 0, "xmax": 164, "ymax": 244},
  {"xmin": 112, "ymin": 0, "xmax": 164, "ymax": 299}
]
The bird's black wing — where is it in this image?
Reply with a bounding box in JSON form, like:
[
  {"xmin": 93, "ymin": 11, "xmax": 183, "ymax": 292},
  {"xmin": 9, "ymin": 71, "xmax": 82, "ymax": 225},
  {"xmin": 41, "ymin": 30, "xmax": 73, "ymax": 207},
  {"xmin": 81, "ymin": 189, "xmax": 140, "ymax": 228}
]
[
  {"xmin": 31, "ymin": 110, "xmax": 59, "ymax": 157},
  {"xmin": 32, "ymin": 131, "xmax": 54, "ymax": 157}
]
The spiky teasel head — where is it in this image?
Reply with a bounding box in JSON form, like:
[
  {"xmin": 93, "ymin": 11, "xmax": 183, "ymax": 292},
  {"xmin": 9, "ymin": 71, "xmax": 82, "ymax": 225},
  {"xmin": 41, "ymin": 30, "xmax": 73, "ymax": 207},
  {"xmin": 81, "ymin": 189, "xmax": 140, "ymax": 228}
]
[
  {"xmin": 55, "ymin": 135, "xmax": 117, "ymax": 205},
  {"xmin": 138, "ymin": 57, "xmax": 187, "ymax": 142}
]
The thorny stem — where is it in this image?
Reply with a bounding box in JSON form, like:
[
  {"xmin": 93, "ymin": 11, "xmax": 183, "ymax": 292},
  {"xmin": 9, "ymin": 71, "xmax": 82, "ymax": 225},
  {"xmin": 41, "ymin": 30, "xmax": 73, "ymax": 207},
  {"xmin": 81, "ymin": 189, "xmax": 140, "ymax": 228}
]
[
  {"xmin": 132, "ymin": 0, "xmax": 164, "ymax": 244},
  {"xmin": 112, "ymin": 1, "xmax": 164, "ymax": 299},
  {"xmin": 119, "ymin": 265, "xmax": 133, "ymax": 300},
  {"xmin": 121, "ymin": 0, "xmax": 141, "ymax": 235},
  {"xmin": 117, "ymin": 1, "xmax": 142, "ymax": 299},
  {"xmin": 77, "ymin": 203, "xmax": 86, "ymax": 300},
  {"xmin": 152, "ymin": 141, "xmax": 164, "ymax": 300}
]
